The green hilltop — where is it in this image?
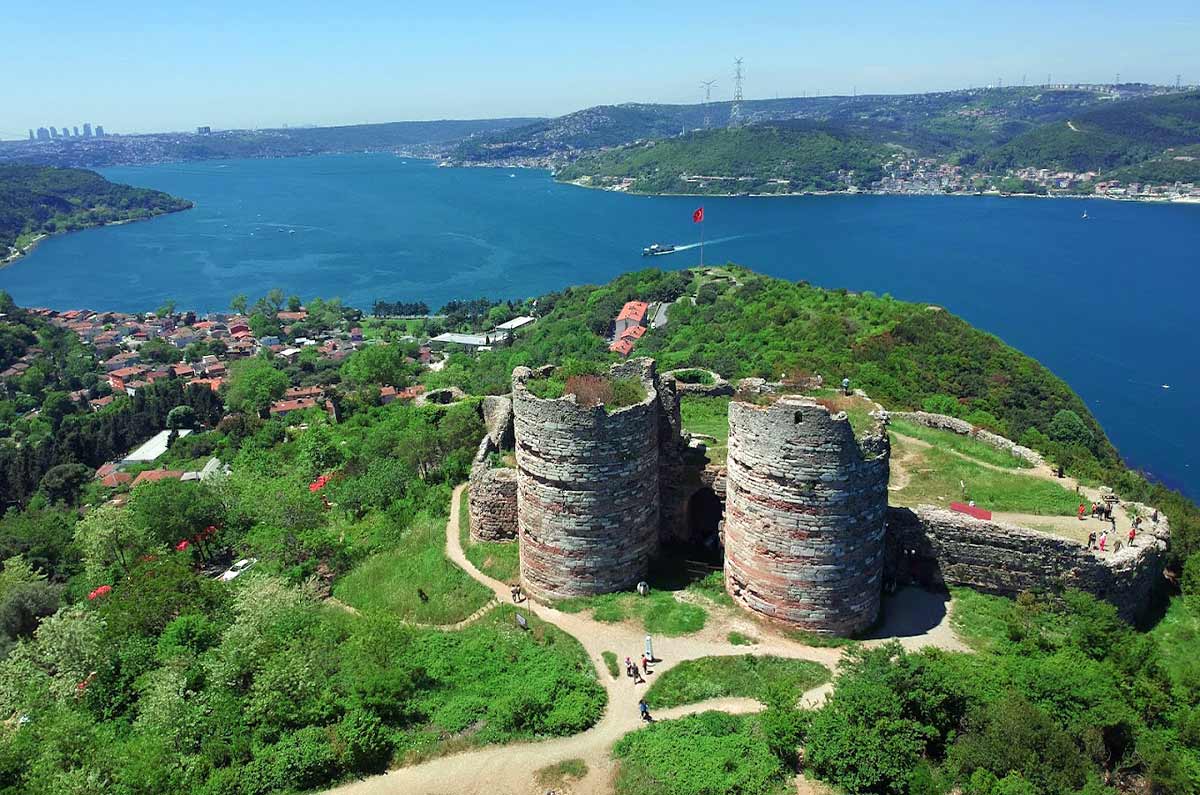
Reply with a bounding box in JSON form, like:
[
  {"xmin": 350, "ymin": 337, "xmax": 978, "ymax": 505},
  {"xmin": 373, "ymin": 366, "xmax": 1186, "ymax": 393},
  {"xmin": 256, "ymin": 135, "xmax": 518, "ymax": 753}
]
[{"xmin": 0, "ymin": 164, "xmax": 192, "ymax": 257}]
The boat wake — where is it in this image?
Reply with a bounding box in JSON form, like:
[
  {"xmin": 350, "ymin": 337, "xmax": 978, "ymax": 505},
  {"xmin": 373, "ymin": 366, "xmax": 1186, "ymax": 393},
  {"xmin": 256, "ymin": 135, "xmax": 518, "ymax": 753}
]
[{"xmin": 670, "ymin": 234, "xmax": 747, "ymax": 253}]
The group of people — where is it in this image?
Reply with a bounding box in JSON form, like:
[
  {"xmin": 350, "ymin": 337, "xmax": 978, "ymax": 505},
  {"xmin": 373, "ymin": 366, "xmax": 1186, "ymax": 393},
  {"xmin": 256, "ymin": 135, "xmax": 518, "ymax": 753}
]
[{"xmin": 626, "ymin": 654, "xmax": 651, "ymax": 685}]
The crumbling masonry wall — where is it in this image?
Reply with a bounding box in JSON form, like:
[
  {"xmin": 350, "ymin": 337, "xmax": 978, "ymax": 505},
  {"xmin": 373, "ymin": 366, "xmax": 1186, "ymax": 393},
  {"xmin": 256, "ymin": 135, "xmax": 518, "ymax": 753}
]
[
  {"xmin": 512, "ymin": 359, "xmax": 662, "ymax": 600},
  {"xmin": 468, "ymin": 435, "xmax": 518, "ymax": 542},
  {"xmin": 724, "ymin": 397, "xmax": 890, "ymax": 635},
  {"xmin": 885, "ymin": 506, "xmax": 1169, "ymax": 622}
]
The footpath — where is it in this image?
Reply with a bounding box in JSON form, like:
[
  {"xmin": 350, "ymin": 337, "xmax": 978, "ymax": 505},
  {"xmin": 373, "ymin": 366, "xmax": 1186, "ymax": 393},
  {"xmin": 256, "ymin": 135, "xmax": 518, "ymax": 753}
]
[{"xmin": 326, "ymin": 484, "xmax": 967, "ymax": 795}]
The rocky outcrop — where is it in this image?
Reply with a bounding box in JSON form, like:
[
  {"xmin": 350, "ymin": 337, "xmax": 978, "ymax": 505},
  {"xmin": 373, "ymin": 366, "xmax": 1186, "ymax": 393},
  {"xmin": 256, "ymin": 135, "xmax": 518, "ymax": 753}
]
[
  {"xmin": 886, "ymin": 506, "xmax": 1169, "ymax": 622},
  {"xmin": 512, "ymin": 358, "xmax": 663, "ymax": 600},
  {"xmin": 891, "ymin": 411, "xmax": 1044, "ymax": 467},
  {"xmin": 724, "ymin": 396, "xmax": 890, "ymax": 635}
]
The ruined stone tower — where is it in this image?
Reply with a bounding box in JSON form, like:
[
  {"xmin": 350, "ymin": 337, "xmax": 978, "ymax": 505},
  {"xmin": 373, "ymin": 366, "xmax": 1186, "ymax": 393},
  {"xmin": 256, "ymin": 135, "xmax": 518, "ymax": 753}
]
[
  {"xmin": 723, "ymin": 395, "xmax": 890, "ymax": 635},
  {"xmin": 512, "ymin": 358, "xmax": 665, "ymax": 601}
]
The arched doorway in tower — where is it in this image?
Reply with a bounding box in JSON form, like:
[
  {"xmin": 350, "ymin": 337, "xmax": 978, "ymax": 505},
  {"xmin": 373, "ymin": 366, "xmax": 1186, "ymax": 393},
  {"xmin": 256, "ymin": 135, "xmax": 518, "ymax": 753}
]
[{"xmin": 686, "ymin": 486, "xmax": 725, "ymax": 563}]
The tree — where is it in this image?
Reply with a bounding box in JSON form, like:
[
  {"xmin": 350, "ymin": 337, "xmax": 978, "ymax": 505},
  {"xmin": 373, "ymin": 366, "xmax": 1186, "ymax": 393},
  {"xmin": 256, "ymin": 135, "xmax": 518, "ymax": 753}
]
[
  {"xmin": 230, "ymin": 294, "xmax": 248, "ymax": 314},
  {"xmin": 340, "ymin": 344, "xmax": 414, "ymax": 387},
  {"xmin": 155, "ymin": 299, "xmax": 176, "ymax": 318},
  {"xmin": 74, "ymin": 503, "xmax": 157, "ymax": 584},
  {"xmin": 128, "ymin": 479, "xmax": 224, "ymax": 550},
  {"xmin": 922, "ymin": 394, "xmax": 962, "ymax": 417},
  {"xmin": 166, "ymin": 405, "xmax": 196, "ymax": 431},
  {"xmin": 266, "ymin": 288, "xmax": 286, "ymax": 313},
  {"xmin": 287, "ymin": 295, "xmax": 302, "ymax": 312},
  {"xmin": 1047, "ymin": 409, "xmax": 1094, "ymax": 448},
  {"xmin": 226, "ymin": 358, "xmax": 288, "ymax": 417},
  {"xmin": 37, "ymin": 463, "xmax": 92, "ymax": 506}
]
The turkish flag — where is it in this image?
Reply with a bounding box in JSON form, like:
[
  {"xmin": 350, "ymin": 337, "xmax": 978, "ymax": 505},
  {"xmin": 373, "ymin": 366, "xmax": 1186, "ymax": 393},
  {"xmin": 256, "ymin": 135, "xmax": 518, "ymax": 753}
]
[{"xmin": 692, "ymin": 207, "xmax": 704, "ymax": 223}]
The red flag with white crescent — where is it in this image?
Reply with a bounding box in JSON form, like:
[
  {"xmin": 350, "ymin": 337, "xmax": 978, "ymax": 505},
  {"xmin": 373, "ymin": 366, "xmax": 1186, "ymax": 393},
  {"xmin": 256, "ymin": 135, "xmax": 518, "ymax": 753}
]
[{"xmin": 692, "ymin": 207, "xmax": 704, "ymax": 223}]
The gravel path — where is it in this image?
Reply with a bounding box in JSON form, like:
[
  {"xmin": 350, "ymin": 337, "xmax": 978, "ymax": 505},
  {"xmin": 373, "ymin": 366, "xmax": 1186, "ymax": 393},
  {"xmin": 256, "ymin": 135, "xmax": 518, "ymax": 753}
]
[{"xmin": 325, "ymin": 483, "xmax": 967, "ymax": 795}]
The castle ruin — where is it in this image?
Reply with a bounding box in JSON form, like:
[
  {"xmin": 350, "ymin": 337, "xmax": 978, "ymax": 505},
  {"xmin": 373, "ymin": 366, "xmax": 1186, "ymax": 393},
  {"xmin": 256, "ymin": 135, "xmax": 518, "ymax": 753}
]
[
  {"xmin": 468, "ymin": 357, "xmax": 1168, "ymax": 633},
  {"xmin": 724, "ymin": 396, "xmax": 890, "ymax": 635}
]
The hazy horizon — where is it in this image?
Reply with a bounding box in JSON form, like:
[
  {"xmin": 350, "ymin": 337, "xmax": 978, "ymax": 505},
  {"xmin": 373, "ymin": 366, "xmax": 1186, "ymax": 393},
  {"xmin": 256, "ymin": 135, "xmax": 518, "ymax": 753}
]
[{"xmin": 3, "ymin": 0, "xmax": 1198, "ymax": 139}]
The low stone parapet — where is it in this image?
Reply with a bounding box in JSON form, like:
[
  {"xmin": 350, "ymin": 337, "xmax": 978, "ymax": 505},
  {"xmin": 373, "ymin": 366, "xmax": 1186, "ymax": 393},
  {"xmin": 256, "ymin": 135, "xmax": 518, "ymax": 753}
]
[
  {"xmin": 890, "ymin": 411, "xmax": 1045, "ymax": 468},
  {"xmin": 886, "ymin": 505, "xmax": 1169, "ymax": 622}
]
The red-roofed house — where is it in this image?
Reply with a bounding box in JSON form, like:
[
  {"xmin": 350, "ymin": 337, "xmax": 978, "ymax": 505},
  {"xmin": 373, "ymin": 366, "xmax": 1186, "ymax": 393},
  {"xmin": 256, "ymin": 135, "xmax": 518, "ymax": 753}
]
[
  {"xmin": 614, "ymin": 301, "xmax": 649, "ymax": 337},
  {"xmin": 269, "ymin": 397, "xmax": 319, "ymax": 417},
  {"xmin": 620, "ymin": 325, "xmax": 647, "ymax": 341},
  {"xmin": 187, "ymin": 377, "xmax": 224, "ymax": 392},
  {"xmin": 101, "ymin": 472, "xmax": 134, "ymax": 488},
  {"xmin": 277, "ymin": 310, "xmax": 308, "ymax": 323},
  {"xmin": 132, "ymin": 469, "xmax": 185, "ymax": 487},
  {"xmin": 110, "ymin": 366, "xmax": 149, "ymax": 393},
  {"xmin": 609, "ymin": 338, "xmax": 636, "ymax": 357}
]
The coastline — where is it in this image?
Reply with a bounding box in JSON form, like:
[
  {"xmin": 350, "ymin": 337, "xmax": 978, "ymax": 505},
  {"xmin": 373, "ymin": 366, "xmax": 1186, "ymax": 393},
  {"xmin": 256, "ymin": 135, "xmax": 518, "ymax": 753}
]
[
  {"xmin": 0, "ymin": 205, "xmax": 192, "ymax": 269},
  {"xmin": 555, "ymin": 177, "xmax": 1200, "ymax": 204}
]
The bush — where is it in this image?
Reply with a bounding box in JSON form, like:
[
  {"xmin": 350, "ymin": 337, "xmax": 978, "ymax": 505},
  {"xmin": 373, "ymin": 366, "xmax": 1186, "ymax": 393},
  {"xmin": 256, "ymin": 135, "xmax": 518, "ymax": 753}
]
[
  {"xmin": 922, "ymin": 394, "xmax": 962, "ymax": 416},
  {"xmin": 335, "ymin": 709, "xmax": 393, "ymax": 773}
]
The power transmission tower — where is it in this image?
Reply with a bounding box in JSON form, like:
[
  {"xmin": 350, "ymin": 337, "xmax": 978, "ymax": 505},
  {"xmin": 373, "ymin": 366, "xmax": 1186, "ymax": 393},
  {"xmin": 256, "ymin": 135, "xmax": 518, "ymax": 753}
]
[
  {"xmin": 701, "ymin": 80, "xmax": 716, "ymax": 128},
  {"xmin": 1177, "ymin": 74, "xmax": 1182, "ymax": 90},
  {"xmin": 729, "ymin": 58, "xmax": 744, "ymax": 126}
]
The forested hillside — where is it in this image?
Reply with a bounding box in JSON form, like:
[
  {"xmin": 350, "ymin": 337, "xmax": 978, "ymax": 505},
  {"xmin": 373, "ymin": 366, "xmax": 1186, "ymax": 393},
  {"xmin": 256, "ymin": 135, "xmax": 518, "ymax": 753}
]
[
  {"xmin": 428, "ymin": 266, "xmax": 1199, "ymax": 564},
  {"xmin": 982, "ymin": 91, "xmax": 1200, "ymax": 171},
  {"xmin": 0, "ymin": 165, "xmax": 191, "ymax": 253},
  {"xmin": 557, "ymin": 123, "xmax": 892, "ymax": 193}
]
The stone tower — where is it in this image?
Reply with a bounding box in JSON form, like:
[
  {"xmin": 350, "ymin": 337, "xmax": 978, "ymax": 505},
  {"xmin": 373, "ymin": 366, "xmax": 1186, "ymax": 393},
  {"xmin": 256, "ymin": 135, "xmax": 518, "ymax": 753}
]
[
  {"xmin": 512, "ymin": 359, "xmax": 663, "ymax": 601},
  {"xmin": 724, "ymin": 395, "xmax": 890, "ymax": 635}
]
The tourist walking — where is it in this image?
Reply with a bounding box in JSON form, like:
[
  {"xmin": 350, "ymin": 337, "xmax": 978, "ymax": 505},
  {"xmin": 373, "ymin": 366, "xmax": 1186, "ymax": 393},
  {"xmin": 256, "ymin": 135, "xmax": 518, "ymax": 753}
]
[
  {"xmin": 1128, "ymin": 526, "xmax": 1136, "ymax": 547},
  {"xmin": 625, "ymin": 657, "xmax": 635, "ymax": 678},
  {"xmin": 641, "ymin": 654, "xmax": 650, "ymax": 674},
  {"xmin": 1077, "ymin": 503, "xmax": 1087, "ymax": 521},
  {"xmin": 639, "ymin": 698, "xmax": 653, "ymax": 722},
  {"xmin": 632, "ymin": 666, "xmax": 644, "ymax": 685},
  {"xmin": 1099, "ymin": 531, "xmax": 1108, "ymax": 552},
  {"xmin": 1087, "ymin": 530, "xmax": 1096, "ymax": 549}
]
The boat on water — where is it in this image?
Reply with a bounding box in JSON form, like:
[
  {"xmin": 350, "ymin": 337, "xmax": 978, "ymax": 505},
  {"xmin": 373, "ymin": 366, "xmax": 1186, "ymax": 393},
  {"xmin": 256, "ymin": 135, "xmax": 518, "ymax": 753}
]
[
  {"xmin": 1082, "ymin": 211, "xmax": 1089, "ymax": 219},
  {"xmin": 642, "ymin": 243, "xmax": 676, "ymax": 257}
]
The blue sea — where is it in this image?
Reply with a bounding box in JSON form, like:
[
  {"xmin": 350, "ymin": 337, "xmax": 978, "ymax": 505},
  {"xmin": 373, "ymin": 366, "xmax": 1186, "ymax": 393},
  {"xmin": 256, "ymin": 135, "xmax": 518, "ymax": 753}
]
[{"xmin": 2, "ymin": 154, "xmax": 1197, "ymax": 499}]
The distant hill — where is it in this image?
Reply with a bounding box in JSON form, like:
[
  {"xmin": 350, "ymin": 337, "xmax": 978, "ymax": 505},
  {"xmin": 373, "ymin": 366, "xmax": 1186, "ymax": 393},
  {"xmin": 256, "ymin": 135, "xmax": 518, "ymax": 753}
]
[
  {"xmin": 450, "ymin": 86, "xmax": 1162, "ymax": 164},
  {"xmin": 0, "ymin": 165, "xmax": 191, "ymax": 256},
  {"xmin": 982, "ymin": 91, "xmax": 1200, "ymax": 172},
  {"xmin": 556, "ymin": 122, "xmax": 893, "ymax": 194},
  {"xmin": 0, "ymin": 117, "xmax": 543, "ymax": 169}
]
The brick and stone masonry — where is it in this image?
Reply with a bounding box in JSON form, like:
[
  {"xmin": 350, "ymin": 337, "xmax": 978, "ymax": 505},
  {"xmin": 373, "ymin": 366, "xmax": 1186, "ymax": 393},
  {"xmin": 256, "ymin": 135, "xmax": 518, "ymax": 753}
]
[
  {"xmin": 512, "ymin": 358, "xmax": 663, "ymax": 601},
  {"xmin": 724, "ymin": 395, "xmax": 891, "ymax": 635},
  {"xmin": 885, "ymin": 505, "xmax": 1169, "ymax": 622},
  {"xmin": 468, "ymin": 435, "xmax": 518, "ymax": 542}
]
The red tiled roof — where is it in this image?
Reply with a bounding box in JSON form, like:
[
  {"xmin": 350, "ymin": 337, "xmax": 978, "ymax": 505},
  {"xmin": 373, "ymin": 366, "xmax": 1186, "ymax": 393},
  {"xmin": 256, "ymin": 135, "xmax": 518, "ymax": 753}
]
[
  {"xmin": 110, "ymin": 366, "xmax": 147, "ymax": 379},
  {"xmin": 132, "ymin": 469, "xmax": 184, "ymax": 486},
  {"xmin": 284, "ymin": 385, "xmax": 325, "ymax": 400},
  {"xmin": 101, "ymin": 472, "xmax": 134, "ymax": 488},
  {"xmin": 269, "ymin": 397, "xmax": 318, "ymax": 415},
  {"xmin": 620, "ymin": 325, "xmax": 647, "ymax": 340},
  {"xmin": 609, "ymin": 338, "xmax": 636, "ymax": 357},
  {"xmin": 616, "ymin": 301, "xmax": 649, "ymax": 324},
  {"xmin": 187, "ymin": 377, "xmax": 224, "ymax": 392}
]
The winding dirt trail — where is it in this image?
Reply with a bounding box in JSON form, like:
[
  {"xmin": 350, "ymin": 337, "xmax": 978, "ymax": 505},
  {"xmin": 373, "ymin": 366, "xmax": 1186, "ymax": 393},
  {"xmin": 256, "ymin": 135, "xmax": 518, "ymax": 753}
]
[{"xmin": 325, "ymin": 484, "xmax": 965, "ymax": 795}]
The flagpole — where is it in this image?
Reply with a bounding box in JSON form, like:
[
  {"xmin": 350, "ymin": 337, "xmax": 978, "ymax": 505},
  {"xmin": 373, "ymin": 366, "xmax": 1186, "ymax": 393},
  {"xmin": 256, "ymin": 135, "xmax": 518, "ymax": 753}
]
[{"xmin": 699, "ymin": 212, "xmax": 705, "ymax": 267}]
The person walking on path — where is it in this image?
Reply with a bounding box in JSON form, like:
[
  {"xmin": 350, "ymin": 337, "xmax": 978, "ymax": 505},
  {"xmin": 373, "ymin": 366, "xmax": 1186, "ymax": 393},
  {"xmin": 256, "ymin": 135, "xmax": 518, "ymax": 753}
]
[
  {"xmin": 632, "ymin": 664, "xmax": 645, "ymax": 685},
  {"xmin": 1099, "ymin": 531, "xmax": 1108, "ymax": 552},
  {"xmin": 641, "ymin": 654, "xmax": 650, "ymax": 674},
  {"xmin": 1087, "ymin": 530, "xmax": 1096, "ymax": 549},
  {"xmin": 1077, "ymin": 503, "xmax": 1087, "ymax": 521},
  {"xmin": 625, "ymin": 657, "xmax": 635, "ymax": 678},
  {"xmin": 639, "ymin": 698, "xmax": 653, "ymax": 722},
  {"xmin": 1128, "ymin": 526, "xmax": 1136, "ymax": 547}
]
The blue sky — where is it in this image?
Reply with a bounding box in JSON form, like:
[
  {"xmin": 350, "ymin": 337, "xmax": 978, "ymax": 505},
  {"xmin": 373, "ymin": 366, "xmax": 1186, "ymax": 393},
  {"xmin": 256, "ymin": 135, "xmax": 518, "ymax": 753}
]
[{"xmin": 3, "ymin": 0, "xmax": 1197, "ymax": 137}]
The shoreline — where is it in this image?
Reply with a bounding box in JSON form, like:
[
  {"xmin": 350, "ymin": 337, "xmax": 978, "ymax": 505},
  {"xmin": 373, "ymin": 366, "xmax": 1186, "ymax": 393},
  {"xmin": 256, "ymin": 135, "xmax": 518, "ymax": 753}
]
[
  {"xmin": 0, "ymin": 206, "xmax": 192, "ymax": 269},
  {"xmin": 555, "ymin": 177, "xmax": 1200, "ymax": 204}
]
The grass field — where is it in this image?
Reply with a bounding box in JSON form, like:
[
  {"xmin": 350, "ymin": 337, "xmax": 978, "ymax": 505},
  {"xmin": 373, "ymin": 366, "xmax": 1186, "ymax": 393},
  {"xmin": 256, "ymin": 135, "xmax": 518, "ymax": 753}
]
[
  {"xmin": 556, "ymin": 587, "xmax": 708, "ymax": 636},
  {"xmin": 1150, "ymin": 596, "xmax": 1200, "ymax": 689},
  {"xmin": 394, "ymin": 605, "xmax": 606, "ymax": 763},
  {"xmin": 334, "ymin": 510, "xmax": 493, "ymax": 625},
  {"xmin": 535, "ymin": 758, "xmax": 589, "ymax": 789},
  {"xmin": 947, "ymin": 587, "xmax": 1014, "ymax": 653},
  {"xmin": 680, "ymin": 396, "xmax": 730, "ymax": 464},
  {"xmin": 889, "ymin": 436, "xmax": 1079, "ymax": 516},
  {"xmin": 613, "ymin": 712, "xmax": 791, "ymax": 795},
  {"xmin": 890, "ymin": 419, "xmax": 1032, "ymax": 470},
  {"xmin": 458, "ymin": 487, "xmax": 521, "ymax": 583},
  {"xmin": 643, "ymin": 655, "xmax": 830, "ymax": 709}
]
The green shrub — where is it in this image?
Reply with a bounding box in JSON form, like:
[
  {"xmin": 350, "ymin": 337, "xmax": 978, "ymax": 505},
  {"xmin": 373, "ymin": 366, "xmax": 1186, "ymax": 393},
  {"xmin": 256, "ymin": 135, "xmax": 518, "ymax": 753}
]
[
  {"xmin": 727, "ymin": 631, "xmax": 755, "ymax": 646},
  {"xmin": 613, "ymin": 711, "xmax": 786, "ymax": 795},
  {"xmin": 603, "ymin": 650, "xmax": 621, "ymax": 678},
  {"xmin": 644, "ymin": 655, "xmax": 829, "ymax": 709}
]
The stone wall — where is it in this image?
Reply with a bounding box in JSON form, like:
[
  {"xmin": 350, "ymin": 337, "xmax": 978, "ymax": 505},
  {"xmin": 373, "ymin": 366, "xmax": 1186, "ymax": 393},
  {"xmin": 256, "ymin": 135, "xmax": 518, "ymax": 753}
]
[
  {"xmin": 724, "ymin": 396, "xmax": 891, "ymax": 635},
  {"xmin": 891, "ymin": 411, "xmax": 1045, "ymax": 468},
  {"xmin": 468, "ymin": 435, "xmax": 519, "ymax": 542},
  {"xmin": 662, "ymin": 368, "xmax": 734, "ymax": 397},
  {"xmin": 885, "ymin": 506, "xmax": 1169, "ymax": 622},
  {"xmin": 512, "ymin": 358, "xmax": 662, "ymax": 600}
]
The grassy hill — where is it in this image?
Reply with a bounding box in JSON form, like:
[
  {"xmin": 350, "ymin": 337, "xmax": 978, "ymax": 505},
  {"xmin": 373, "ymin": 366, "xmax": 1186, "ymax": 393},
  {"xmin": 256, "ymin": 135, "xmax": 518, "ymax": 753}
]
[
  {"xmin": 556, "ymin": 123, "xmax": 893, "ymax": 193},
  {"xmin": 450, "ymin": 86, "xmax": 1144, "ymax": 164},
  {"xmin": 982, "ymin": 91, "xmax": 1200, "ymax": 172},
  {"xmin": 0, "ymin": 164, "xmax": 191, "ymax": 254}
]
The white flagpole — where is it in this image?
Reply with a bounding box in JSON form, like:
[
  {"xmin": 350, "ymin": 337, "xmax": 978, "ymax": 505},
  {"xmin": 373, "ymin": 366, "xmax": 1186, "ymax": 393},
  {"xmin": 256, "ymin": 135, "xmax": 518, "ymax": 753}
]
[{"xmin": 699, "ymin": 209, "xmax": 705, "ymax": 267}]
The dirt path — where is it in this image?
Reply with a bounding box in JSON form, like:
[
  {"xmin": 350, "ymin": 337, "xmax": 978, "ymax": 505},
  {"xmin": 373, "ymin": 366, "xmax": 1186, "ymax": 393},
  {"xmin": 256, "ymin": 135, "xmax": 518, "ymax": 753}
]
[{"xmin": 326, "ymin": 484, "xmax": 967, "ymax": 795}]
